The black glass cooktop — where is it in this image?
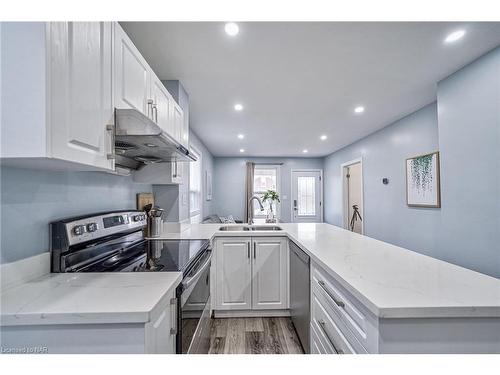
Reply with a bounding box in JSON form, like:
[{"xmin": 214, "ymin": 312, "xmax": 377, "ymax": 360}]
[{"xmin": 78, "ymin": 239, "xmax": 209, "ymax": 274}]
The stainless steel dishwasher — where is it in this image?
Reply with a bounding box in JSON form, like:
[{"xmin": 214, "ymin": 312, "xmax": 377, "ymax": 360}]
[{"xmin": 289, "ymin": 240, "xmax": 310, "ymax": 353}]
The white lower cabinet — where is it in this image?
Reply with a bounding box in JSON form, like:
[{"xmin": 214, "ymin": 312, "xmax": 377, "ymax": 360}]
[
  {"xmin": 144, "ymin": 290, "xmax": 177, "ymax": 354},
  {"xmin": 310, "ymin": 261, "xmax": 375, "ymax": 354},
  {"xmin": 214, "ymin": 238, "xmax": 253, "ymax": 310},
  {"xmin": 214, "ymin": 237, "xmax": 289, "ymax": 312},
  {"xmin": 0, "ymin": 289, "xmax": 177, "ymax": 354},
  {"xmin": 252, "ymin": 238, "xmax": 289, "ymax": 310}
]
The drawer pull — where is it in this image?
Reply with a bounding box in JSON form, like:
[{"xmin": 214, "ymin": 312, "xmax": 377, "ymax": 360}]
[
  {"xmin": 318, "ymin": 280, "xmax": 345, "ymax": 308},
  {"xmin": 318, "ymin": 319, "xmax": 343, "ymax": 354}
]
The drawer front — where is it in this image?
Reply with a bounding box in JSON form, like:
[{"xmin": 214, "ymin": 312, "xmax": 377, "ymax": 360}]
[
  {"xmin": 310, "ymin": 322, "xmax": 329, "ymax": 354},
  {"xmin": 312, "ymin": 263, "xmax": 372, "ymax": 349},
  {"xmin": 311, "ymin": 293, "xmax": 362, "ymax": 354}
]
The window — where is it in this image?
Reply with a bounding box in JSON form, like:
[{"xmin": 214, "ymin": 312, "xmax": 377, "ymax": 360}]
[
  {"xmin": 297, "ymin": 176, "xmax": 316, "ymax": 216},
  {"xmin": 189, "ymin": 147, "xmax": 202, "ymax": 217},
  {"xmin": 253, "ymin": 165, "xmax": 281, "ymax": 218}
]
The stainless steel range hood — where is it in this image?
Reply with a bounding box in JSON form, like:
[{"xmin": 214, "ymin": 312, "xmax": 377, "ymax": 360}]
[{"xmin": 114, "ymin": 108, "xmax": 196, "ymax": 170}]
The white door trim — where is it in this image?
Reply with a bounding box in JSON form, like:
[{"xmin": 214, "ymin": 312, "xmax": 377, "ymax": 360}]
[
  {"xmin": 290, "ymin": 169, "xmax": 324, "ymax": 223},
  {"xmin": 340, "ymin": 158, "xmax": 364, "ymax": 234}
]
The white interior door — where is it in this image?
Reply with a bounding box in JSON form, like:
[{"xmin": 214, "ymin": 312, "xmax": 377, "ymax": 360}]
[
  {"xmin": 291, "ymin": 170, "xmax": 323, "ymax": 223},
  {"xmin": 342, "ymin": 159, "xmax": 364, "ymax": 234}
]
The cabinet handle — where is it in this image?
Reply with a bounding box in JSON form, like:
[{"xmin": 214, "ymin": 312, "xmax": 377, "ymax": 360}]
[
  {"xmin": 318, "ymin": 280, "xmax": 345, "ymax": 308},
  {"xmin": 106, "ymin": 124, "xmax": 115, "ymax": 160},
  {"xmin": 147, "ymin": 99, "xmax": 154, "ymax": 119},
  {"xmin": 172, "ymin": 161, "xmax": 178, "ymax": 178},
  {"xmin": 247, "ymin": 243, "xmax": 250, "ymax": 259},
  {"xmin": 253, "ymin": 242, "xmax": 256, "ymax": 259},
  {"xmin": 153, "ymin": 104, "xmax": 158, "ymax": 123},
  {"xmin": 318, "ymin": 319, "xmax": 343, "ymax": 354},
  {"xmin": 170, "ymin": 297, "xmax": 177, "ymax": 335}
]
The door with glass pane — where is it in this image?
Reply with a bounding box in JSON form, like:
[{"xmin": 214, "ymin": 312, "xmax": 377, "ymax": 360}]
[{"xmin": 291, "ymin": 170, "xmax": 322, "ymax": 222}]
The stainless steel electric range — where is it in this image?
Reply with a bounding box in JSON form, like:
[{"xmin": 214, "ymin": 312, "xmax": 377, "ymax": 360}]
[{"xmin": 50, "ymin": 210, "xmax": 212, "ymax": 354}]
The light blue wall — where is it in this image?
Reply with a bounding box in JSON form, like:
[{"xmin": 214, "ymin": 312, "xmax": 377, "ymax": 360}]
[
  {"xmin": 213, "ymin": 157, "xmax": 324, "ymax": 222},
  {"xmin": 323, "ymin": 47, "xmax": 500, "ymax": 278},
  {"xmin": 323, "ymin": 103, "xmax": 441, "ymax": 258},
  {"xmin": 436, "ymin": 47, "xmax": 500, "ymax": 278},
  {"xmin": 0, "ymin": 167, "xmax": 152, "ymax": 264}
]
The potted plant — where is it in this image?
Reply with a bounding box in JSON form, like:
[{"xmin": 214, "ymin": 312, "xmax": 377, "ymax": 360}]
[{"xmin": 262, "ymin": 189, "xmax": 280, "ymax": 223}]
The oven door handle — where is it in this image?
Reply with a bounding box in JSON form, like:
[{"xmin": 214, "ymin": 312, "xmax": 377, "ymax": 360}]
[{"xmin": 182, "ymin": 250, "xmax": 213, "ymax": 290}]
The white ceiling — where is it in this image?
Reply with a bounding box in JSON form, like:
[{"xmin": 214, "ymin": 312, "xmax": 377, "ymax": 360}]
[{"xmin": 121, "ymin": 22, "xmax": 500, "ymax": 157}]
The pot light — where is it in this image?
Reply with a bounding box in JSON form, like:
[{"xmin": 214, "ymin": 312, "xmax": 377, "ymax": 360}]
[
  {"xmin": 444, "ymin": 29, "xmax": 466, "ymax": 44},
  {"xmin": 234, "ymin": 103, "xmax": 244, "ymax": 111},
  {"xmin": 320, "ymin": 135, "xmax": 327, "ymax": 141},
  {"xmin": 302, "ymin": 149, "xmax": 308, "ymax": 154},
  {"xmin": 239, "ymin": 148, "xmax": 245, "ymax": 153},
  {"xmin": 224, "ymin": 22, "xmax": 239, "ymax": 37},
  {"xmin": 237, "ymin": 134, "xmax": 245, "ymax": 139},
  {"xmin": 354, "ymin": 106, "xmax": 365, "ymax": 114}
]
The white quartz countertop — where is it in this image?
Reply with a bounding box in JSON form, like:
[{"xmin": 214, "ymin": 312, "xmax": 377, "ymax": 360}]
[
  {"xmin": 154, "ymin": 222, "xmax": 500, "ymax": 319},
  {"xmin": 0, "ymin": 272, "xmax": 182, "ymax": 326}
]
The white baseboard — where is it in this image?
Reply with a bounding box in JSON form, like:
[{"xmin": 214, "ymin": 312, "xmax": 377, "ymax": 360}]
[{"xmin": 213, "ymin": 309, "xmax": 290, "ymax": 318}]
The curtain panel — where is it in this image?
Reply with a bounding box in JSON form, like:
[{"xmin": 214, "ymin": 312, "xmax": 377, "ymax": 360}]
[{"xmin": 244, "ymin": 162, "xmax": 255, "ymax": 223}]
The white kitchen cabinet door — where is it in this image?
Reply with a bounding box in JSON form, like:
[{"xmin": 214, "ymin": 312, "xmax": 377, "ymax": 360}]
[
  {"xmin": 114, "ymin": 23, "xmax": 152, "ymax": 117},
  {"xmin": 172, "ymin": 103, "xmax": 184, "ymax": 144},
  {"xmin": 151, "ymin": 74, "xmax": 175, "ymax": 136},
  {"xmin": 215, "ymin": 238, "xmax": 252, "ymax": 310},
  {"xmin": 144, "ymin": 290, "xmax": 177, "ymax": 354},
  {"xmin": 251, "ymin": 237, "xmax": 289, "ymax": 310},
  {"xmin": 48, "ymin": 22, "xmax": 114, "ymax": 170},
  {"xmin": 180, "ymin": 109, "xmax": 189, "ymax": 148}
]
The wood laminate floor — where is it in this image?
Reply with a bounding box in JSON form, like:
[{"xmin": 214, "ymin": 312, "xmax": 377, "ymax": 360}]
[{"xmin": 208, "ymin": 317, "xmax": 304, "ymax": 354}]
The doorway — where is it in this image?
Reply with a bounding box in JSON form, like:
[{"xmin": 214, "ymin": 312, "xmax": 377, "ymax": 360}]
[
  {"xmin": 341, "ymin": 159, "xmax": 364, "ymax": 234},
  {"xmin": 291, "ymin": 170, "xmax": 323, "ymax": 223}
]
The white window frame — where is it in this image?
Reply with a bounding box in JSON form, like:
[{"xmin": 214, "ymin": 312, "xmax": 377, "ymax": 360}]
[
  {"xmin": 189, "ymin": 146, "xmax": 202, "ymax": 218},
  {"xmin": 253, "ymin": 164, "xmax": 281, "ymax": 219}
]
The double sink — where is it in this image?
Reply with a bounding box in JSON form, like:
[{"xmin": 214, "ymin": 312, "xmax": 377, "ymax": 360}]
[{"xmin": 219, "ymin": 225, "xmax": 283, "ymax": 232}]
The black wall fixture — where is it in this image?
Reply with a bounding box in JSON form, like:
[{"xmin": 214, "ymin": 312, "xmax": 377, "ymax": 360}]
[{"xmin": 382, "ymin": 178, "xmax": 389, "ymax": 185}]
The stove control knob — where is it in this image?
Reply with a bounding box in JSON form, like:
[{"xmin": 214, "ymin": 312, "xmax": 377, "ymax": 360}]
[
  {"xmin": 72, "ymin": 225, "xmax": 86, "ymax": 236},
  {"xmin": 87, "ymin": 222, "xmax": 98, "ymax": 232}
]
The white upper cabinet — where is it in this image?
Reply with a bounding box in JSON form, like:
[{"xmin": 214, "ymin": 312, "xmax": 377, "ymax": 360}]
[
  {"xmin": 1, "ymin": 22, "xmax": 114, "ymax": 171},
  {"xmin": 114, "ymin": 23, "xmax": 186, "ymax": 146},
  {"xmin": 1, "ymin": 22, "xmax": 188, "ymax": 172},
  {"xmin": 114, "ymin": 24, "xmax": 152, "ymax": 117},
  {"xmin": 49, "ymin": 22, "xmax": 114, "ymax": 170},
  {"xmin": 172, "ymin": 102, "xmax": 184, "ymax": 144},
  {"xmin": 150, "ymin": 75, "xmax": 175, "ymax": 136}
]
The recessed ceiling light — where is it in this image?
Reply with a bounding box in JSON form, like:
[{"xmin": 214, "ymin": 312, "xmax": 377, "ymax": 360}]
[
  {"xmin": 237, "ymin": 134, "xmax": 244, "ymax": 139},
  {"xmin": 444, "ymin": 29, "xmax": 466, "ymax": 44},
  {"xmin": 302, "ymin": 149, "xmax": 308, "ymax": 154},
  {"xmin": 234, "ymin": 103, "xmax": 243, "ymax": 111},
  {"xmin": 354, "ymin": 106, "xmax": 365, "ymax": 114},
  {"xmin": 239, "ymin": 148, "xmax": 245, "ymax": 153},
  {"xmin": 320, "ymin": 135, "xmax": 327, "ymax": 141},
  {"xmin": 224, "ymin": 22, "xmax": 239, "ymax": 37}
]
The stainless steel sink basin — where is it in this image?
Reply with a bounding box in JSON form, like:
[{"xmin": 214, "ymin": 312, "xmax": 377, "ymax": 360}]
[
  {"xmin": 250, "ymin": 226, "xmax": 283, "ymax": 231},
  {"xmin": 219, "ymin": 226, "xmax": 250, "ymax": 231},
  {"xmin": 218, "ymin": 225, "xmax": 283, "ymax": 231}
]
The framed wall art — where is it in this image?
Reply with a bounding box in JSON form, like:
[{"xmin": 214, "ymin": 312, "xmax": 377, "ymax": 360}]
[{"xmin": 406, "ymin": 151, "xmax": 441, "ymax": 208}]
